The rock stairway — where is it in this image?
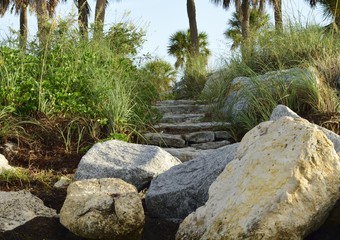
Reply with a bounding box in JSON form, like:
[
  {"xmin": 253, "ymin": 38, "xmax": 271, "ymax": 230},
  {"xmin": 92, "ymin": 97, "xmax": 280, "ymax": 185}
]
[{"xmin": 143, "ymin": 100, "xmax": 232, "ymax": 161}]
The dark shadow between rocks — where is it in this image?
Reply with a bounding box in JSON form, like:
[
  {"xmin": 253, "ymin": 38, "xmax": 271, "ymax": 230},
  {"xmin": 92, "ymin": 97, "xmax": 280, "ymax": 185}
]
[{"xmin": 0, "ymin": 217, "xmax": 85, "ymax": 240}]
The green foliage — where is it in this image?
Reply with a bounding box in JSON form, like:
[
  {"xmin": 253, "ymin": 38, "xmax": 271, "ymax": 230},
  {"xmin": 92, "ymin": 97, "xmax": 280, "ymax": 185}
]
[
  {"xmin": 141, "ymin": 59, "xmax": 177, "ymax": 99},
  {"xmin": 0, "ymin": 17, "xmax": 157, "ymax": 143}
]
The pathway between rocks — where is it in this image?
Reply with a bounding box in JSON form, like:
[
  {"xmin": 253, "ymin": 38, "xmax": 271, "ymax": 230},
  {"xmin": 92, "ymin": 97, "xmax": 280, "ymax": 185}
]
[{"xmin": 142, "ymin": 100, "xmax": 232, "ymax": 161}]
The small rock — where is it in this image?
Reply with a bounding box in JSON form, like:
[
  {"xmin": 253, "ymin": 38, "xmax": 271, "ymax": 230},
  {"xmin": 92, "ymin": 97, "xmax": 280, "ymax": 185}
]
[
  {"xmin": 60, "ymin": 178, "xmax": 144, "ymax": 240},
  {"xmin": 0, "ymin": 154, "xmax": 14, "ymax": 174},
  {"xmin": 214, "ymin": 131, "xmax": 232, "ymax": 140},
  {"xmin": 54, "ymin": 175, "xmax": 73, "ymax": 189},
  {"xmin": 0, "ymin": 190, "xmax": 57, "ymax": 232}
]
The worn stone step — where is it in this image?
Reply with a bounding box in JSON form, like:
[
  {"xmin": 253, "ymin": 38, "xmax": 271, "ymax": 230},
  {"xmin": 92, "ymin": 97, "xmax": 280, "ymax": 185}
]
[
  {"xmin": 163, "ymin": 147, "xmax": 219, "ymax": 162},
  {"xmin": 190, "ymin": 140, "xmax": 231, "ymax": 150},
  {"xmin": 154, "ymin": 122, "xmax": 230, "ymax": 134},
  {"xmin": 156, "ymin": 100, "xmax": 201, "ymax": 106},
  {"xmin": 184, "ymin": 131, "xmax": 215, "ymax": 143},
  {"xmin": 160, "ymin": 113, "xmax": 205, "ymax": 124},
  {"xmin": 142, "ymin": 133, "xmax": 186, "ymax": 148},
  {"xmin": 155, "ymin": 104, "xmax": 209, "ymax": 115}
]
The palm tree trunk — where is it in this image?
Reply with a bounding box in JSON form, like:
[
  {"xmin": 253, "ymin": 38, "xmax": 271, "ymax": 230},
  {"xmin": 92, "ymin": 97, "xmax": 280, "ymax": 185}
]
[
  {"xmin": 235, "ymin": 0, "xmax": 241, "ymax": 14},
  {"xmin": 19, "ymin": 5, "xmax": 28, "ymax": 51},
  {"xmin": 187, "ymin": 0, "xmax": 199, "ymax": 55},
  {"xmin": 36, "ymin": 0, "xmax": 49, "ymax": 48},
  {"xmin": 273, "ymin": 0, "xmax": 283, "ymax": 31},
  {"xmin": 78, "ymin": 0, "xmax": 89, "ymax": 40},
  {"xmin": 94, "ymin": 0, "xmax": 106, "ymax": 39},
  {"xmin": 241, "ymin": 0, "xmax": 250, "ymax": 60}
]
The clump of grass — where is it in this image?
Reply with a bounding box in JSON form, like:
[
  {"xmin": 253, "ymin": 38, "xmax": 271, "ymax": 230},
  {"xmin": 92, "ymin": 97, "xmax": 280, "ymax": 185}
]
[
  {"xmin": 0, "ymin": 16, "xmax": 162, "ymax": 148},
  {"xmin": 0, "ymin": 167, "xmax": 60, "ymax": 190},
  {"xmin": 203, "ymin": 22, "xmax": 340, "ymax": 141}
]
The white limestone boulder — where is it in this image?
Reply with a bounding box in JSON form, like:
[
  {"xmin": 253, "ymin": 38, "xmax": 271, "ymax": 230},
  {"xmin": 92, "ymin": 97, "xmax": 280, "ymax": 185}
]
[
  {"xmin": 176, "ymin": 117, "xmax": 340, "ymax": 240},
  {"xmin": 74, "ymin": 140, "xmax": 181, "ymax": 191},
  {"xmin": 270, "ymin": 104, "xmax": 340, "ymax": 153},
  {"xmin": 0, "ymin": 154, "xmax": 14, "ymax": 174},
  {"xmin": 60, "ymin": 178, "xmax": 144, "ymax": 240},
  {"xmin": 0, "ymin": 190, "xmax": 57, "ymax": 232},
  {"xmin": 146, "ymin": 144, "xmax": 239, "ymax": 223}
]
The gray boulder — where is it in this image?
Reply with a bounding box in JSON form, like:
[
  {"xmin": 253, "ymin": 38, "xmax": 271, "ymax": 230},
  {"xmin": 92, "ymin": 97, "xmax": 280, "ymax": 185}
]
[
  {"xmin": 0, "ymin": 190, "xmax": 57, "ymax": 232},
  {"xmin": 145, "ymin": 143, "xmax": 239, "ymax": 223},
  {"xmin": 223, "ymin": 68, "xmax": 318, "ymax": 116},
  {"xmin": 60, "ymin": 178, "xmax": 144, "ymax": 240},
  {"xmin": 75, "ymin": 140, "xmax": 181, "ymax": 191},
  {"xmin": 270, "ymin": 104, "xmax": 340, "ymax": 153}
]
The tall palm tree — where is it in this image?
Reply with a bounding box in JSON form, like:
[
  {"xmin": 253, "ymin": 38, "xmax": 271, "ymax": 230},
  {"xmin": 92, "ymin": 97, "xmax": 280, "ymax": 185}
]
[
  {"xmin": 270, "ymin": 0, "xmax": 282, "ymax": 31},
  {"xmin": 94, "ymin": 0, "xmax": 121, "ymax": 39},
  {"xmin": 225, "ymin": 8, "xmax": 269, "ymax": 49},
  {"xmin": 75, "ymin": 0, "xmax": 90, "ymax": 40},
  {"xmin": 210, "ymin": 0, "xmax": 250, "ymax": 43},
  {"xmin": 167, "ymin": 29, "xmax": 210, "ymax": 70},
  {"xmin": 187, "ymin": 0, "xmax": 199, "ymax": 55}
]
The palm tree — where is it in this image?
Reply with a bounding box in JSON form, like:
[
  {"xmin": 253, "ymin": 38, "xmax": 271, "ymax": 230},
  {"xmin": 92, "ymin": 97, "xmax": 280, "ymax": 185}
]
[
  {"xmin": 94, "ymin": 0, "xmax": 121, "ymax": 39},
  {"xmin": 0, "ymin": 0, "xmax": 28, "ymax": 50},
  {"xmin": 75, "ymin": 0, "xmax": 90, "ymax": 40},
  {"xmin": 167, "ymin": 29, "xmax": 210, "ymax": 69},
  {"xmin": 210, "ymin": 0, "xmax": 250, "ymax": 43},
  {"xmin": 270, "ymin": 0, "xmax": 282, "ymax": 31},
  {"xmin": 306, "ymin": 0, "xmax": 340, "ymax": 31},
  {"xmin": 187, "ymin": 0, "xmax": 199, "ymax": 54},
  {"xmin": 225, "ymin": 8, "xmax": 269, "ymax": 49}
]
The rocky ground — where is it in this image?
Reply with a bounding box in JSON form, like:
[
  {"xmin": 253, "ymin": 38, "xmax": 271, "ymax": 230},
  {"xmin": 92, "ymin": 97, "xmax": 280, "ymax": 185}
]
[{"xmin": 0, "ymin": 103, "xmax": 339, "ymax": 239}]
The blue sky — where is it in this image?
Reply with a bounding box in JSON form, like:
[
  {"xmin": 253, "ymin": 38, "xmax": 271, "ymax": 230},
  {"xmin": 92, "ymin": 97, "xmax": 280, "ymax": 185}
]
[{"xmin": 0, "ymin": 0, "xmax": 329, "ymax": 68}]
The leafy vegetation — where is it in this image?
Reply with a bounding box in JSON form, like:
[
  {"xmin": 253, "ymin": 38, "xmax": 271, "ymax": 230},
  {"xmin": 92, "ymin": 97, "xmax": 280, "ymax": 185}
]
[{"xmin": 0, "ymin": 18, "xmax": 174, "ymax": 148}]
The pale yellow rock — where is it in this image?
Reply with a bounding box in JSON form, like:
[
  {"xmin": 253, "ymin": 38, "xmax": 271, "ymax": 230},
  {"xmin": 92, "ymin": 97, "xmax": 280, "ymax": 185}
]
[{"xmin": 176, "ymin": 117, "xmax": 340, "ymax": 240}]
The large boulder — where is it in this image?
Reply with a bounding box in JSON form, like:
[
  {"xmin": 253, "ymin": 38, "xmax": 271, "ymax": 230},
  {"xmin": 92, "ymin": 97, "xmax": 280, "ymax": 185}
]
[
  {"xmin": 74, "ymin": 140, "xmax": 181, "ymax": 191},
  {"xmin": 146, "ymin": 143, "xmax": 239, "ymax": 223},
  {"xmin": 176, "ymin": 117, "xmax": 340, "ymax": 240},
  {"xmin": 222, "ymin": 68, "xmax": 318, "ymax": 116},
  {"xmin": 270, "ymin": 104, "xmax": 340, "ymax": 153},
  {"xmin": 60, "ymin": 178, "xmax": 144, "ymax": 240},
  {"xmin": 0, "ymin": 190, "xmax": 57, "ymax": 232}
]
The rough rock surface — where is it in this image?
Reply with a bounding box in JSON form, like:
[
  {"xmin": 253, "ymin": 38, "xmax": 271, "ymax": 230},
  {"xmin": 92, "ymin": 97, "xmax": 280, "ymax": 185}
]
[
  {"xmin": 270, "ymin": 104, "xmax": 340, "ymax": 153},
  {"xmin": 0, "ymin": 190, "xmax": 57, "ymax": 232},
  {"xmin": 184, "ymin": 131, "xmax": 215, "ymax": 143},
  {"xmin": 74, "ymin": 140, "xmax": 181, "ymax": 190},
  {"xmin": 222, "ymin": 68, "xmax": 318, "ymax": 116},
  {"xmin": 60, "ymin": 178, "xmax": 144, "ymax": 240},
  {"xmin": 146, "ymin": 143, "xmax": 239, "ymax": 223},
  {"xmin": 0, "ymin": 154, "xmax": 14, "ymax": 173},
  {"xmin": 176, "ymin": 117, "xmax": 340, "ymax": 240},
  {"xmin": 142, "ymin": 133, "xmax": 186, "ymax": 148}
]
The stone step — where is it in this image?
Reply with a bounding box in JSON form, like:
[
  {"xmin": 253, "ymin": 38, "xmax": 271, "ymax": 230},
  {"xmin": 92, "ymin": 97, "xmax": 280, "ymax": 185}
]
[
  {"xmin": 142, "ymin": 133, "xmax": 186, "ymax": 148},
  {"xmin": 190, "ymin": 140, "xmax": 231, "ymax": 150},
  {"xmin": 163, "ymin": 147, "xmax": 222, "ymax": 162},
  {"xmin": 156, "ymin": 100, "xmax": 200, "ymax": 106},
  {"xmin": 155, "ymin": 104, "xmax": 209, "ymax": 115},
  {"xmin": 154, "ymin": 122, "xmax": 231, "ymax": 134},
  {"xmin": 160, "ymin": 113, "xmax": 205, "ymax": 124}
]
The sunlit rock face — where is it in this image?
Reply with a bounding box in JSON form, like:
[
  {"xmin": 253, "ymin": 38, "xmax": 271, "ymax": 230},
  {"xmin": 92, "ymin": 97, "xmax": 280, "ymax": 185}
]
[{"xmin": 176, "ymin": 116, "xmax": 340, "ymax": 240}]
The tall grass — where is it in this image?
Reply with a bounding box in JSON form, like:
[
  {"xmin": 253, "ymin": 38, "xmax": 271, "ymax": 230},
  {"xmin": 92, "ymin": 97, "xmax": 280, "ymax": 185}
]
[
  {"xmin": 203, "ymin": 22, "xmax": 340, "ymax": 140},
  {"xmin": 0, "ymin": 17, "xmax": 158, "ymax": 144}
]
